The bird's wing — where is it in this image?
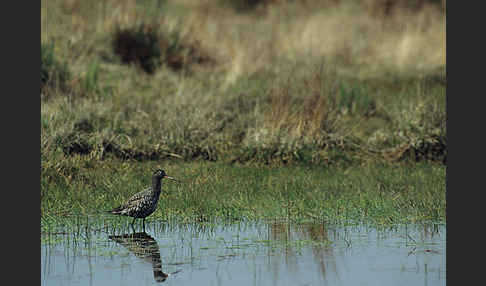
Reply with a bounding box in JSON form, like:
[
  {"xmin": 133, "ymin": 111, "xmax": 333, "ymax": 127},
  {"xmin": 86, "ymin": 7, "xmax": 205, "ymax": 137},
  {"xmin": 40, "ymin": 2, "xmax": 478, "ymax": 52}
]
[{"xmin": 122, "ymin": 187, "xmax": 151, "ymax": 206}]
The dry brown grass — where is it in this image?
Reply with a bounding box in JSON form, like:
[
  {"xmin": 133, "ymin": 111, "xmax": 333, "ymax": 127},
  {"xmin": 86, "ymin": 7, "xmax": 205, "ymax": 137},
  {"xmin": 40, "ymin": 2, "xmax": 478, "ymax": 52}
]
[
  {"xmin": 178, "ymin": 0, "xmax": 445, "ymax": 83},
  {"xmin": 41, "ymin": 0, "xmax": 446, "ymax": 165},
  {"xmin": 42, "ymin": 0, "xmax": 445, "ymax": 81}
]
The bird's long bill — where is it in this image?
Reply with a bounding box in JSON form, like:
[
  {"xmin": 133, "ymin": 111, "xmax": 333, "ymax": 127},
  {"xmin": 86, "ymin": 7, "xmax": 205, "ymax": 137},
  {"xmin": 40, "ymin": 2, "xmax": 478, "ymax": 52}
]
[{"xmin": 164, "ymin": 175, "xmax": 179, "ymax": 182}]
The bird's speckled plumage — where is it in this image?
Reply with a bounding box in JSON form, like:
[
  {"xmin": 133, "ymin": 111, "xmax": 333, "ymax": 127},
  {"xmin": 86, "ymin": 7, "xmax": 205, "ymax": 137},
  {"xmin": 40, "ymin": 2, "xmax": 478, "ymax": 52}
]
[
  {"xmin": 107, "ymin": 169, "xmax": 177, "ymax": 228},
  {"xmin": 110, "ymin": 186, "xmax": 161, "ymax": 218}
]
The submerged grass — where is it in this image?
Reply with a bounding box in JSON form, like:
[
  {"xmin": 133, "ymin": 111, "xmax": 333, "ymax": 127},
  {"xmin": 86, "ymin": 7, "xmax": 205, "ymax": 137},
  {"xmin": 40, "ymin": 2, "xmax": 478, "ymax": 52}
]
[{"xmin": 41, "ymin": 160, "xmax": 445, "ymax": 230}]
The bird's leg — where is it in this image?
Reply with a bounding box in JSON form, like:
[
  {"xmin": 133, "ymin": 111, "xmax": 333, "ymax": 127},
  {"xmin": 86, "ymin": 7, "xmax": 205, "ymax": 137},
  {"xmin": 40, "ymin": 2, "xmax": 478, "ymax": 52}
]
[
  {"xmin": 142, "ymin": 218, "xmax": 146, "ymax": 231},
  {"xmin": 131, "ymin": 217, "xmax": 136, "ymax": 229}
]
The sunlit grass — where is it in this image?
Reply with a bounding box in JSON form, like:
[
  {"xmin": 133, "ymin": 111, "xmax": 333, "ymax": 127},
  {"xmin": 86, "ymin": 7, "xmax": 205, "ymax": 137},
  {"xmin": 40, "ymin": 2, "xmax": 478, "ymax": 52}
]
[{"xmin": 41, "ymin": 160, "xmax": 445, "ymax": 228}]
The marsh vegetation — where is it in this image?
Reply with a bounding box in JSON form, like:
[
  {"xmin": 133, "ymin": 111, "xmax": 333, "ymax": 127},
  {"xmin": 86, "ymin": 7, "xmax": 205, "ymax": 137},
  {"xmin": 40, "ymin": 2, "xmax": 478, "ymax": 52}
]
[{"xmin": 41, "ymin": 0, "xmax": 446, "ymax": 226}]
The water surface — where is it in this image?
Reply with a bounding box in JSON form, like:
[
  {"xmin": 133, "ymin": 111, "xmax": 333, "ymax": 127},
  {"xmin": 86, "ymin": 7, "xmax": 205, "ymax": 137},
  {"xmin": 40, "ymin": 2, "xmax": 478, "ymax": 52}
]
[{"xmin": 41, "ymin": 220, "xmax": 445, "ymax": 286}]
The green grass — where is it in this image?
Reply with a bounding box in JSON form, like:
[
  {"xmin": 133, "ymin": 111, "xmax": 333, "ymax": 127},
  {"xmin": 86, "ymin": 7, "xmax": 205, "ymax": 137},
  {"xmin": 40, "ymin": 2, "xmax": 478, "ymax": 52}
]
[
  {"xmin": 41, "ymin": 42, "xmax": 71, "ymax": 93},
  {"xmin": 41, "ymin": 160, "xmax": 445, "ymax": 230}
]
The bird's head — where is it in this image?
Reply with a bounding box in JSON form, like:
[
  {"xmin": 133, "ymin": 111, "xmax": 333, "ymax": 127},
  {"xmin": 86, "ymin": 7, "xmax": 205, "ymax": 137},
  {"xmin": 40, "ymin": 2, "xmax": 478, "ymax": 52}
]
[{"xmin": 153, "ymin": 169, "xmax": 178, "ymax": 182}]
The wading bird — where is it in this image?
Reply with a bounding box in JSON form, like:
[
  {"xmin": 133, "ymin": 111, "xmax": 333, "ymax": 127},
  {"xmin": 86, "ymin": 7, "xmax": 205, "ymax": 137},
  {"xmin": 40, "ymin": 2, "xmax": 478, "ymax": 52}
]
[{"xmin": 107, "ymin": 169, "xmax": 178, "ymax": 229}]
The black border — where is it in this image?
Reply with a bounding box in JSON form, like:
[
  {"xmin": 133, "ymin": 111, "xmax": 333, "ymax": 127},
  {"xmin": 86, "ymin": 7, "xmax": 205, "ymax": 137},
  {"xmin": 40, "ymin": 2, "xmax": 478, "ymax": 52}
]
[{"xmin": 3, "ymin": 0, "xmax": 40, "ymax": 284}]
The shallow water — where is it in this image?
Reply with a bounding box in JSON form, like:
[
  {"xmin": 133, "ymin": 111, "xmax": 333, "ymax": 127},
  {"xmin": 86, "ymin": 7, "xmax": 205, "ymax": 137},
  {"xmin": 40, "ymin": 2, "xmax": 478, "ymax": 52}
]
[{"xmin": 41, "ymin": 220, "xmax": 445, "ymax": 286}]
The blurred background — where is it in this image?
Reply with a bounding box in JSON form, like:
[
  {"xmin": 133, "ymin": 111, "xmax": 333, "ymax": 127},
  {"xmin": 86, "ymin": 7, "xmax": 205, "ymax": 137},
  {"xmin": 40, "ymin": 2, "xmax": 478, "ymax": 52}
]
[{"xmin": 41, "ymin": 0, "xmax": 446, "ymax": 166}]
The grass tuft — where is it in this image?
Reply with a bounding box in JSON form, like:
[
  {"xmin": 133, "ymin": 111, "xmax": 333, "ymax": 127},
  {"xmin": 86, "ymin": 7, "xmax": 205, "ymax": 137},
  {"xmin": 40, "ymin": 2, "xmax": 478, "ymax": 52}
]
[
  {"xmin": 41, "ymin": 42, "xmax": 71, "ymax": 95},
  {"xmin": 113, "ymin": 23, "xmax": 163, "ymax": 74}
]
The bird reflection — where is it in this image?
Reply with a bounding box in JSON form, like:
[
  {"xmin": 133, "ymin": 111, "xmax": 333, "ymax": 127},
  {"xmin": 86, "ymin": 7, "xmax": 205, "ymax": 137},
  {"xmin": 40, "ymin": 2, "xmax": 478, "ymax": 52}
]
[{"xmin": 108, "ymin": 232, "xmax": 180, "ymax": 282}]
